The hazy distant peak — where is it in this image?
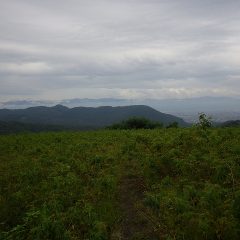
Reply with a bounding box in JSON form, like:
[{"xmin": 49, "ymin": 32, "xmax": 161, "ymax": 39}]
[{"xmin": 52, "ymin": 105, "xmax": 69, "ymax": 110}]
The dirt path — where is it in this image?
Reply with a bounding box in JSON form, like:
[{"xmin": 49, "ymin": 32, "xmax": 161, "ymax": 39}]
[{"xmin": 112, "ymin": 171, "xmax": 158, "ymax": 240}]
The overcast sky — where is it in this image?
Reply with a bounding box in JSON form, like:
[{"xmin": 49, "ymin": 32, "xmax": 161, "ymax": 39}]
[{"xmin": 0, "ymin": 0, "xmax": 240, "ymax": 101}]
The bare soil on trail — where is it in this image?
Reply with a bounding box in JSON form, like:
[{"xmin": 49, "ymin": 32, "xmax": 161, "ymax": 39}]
[{"xmin": 112, "ymin": 174, "xmax": 158, "ymax": 240}]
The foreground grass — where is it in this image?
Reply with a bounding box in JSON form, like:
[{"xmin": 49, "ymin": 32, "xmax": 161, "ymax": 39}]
[{"xmin": 0, "ymin": 128, "xmax": 240, "ymax": 239}]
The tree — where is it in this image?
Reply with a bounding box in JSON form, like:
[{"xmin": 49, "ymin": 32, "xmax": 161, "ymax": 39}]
[
  {"xmin": 197, "ymin": 113, "xmax": 212, "ymax": 129},
  {"xmin": 107, "ymin": 117, "xmax": 163, "ymax": 129},
  {"xmin": 166, "ymin": 122, "xmax": 179, "ymax": 128}
]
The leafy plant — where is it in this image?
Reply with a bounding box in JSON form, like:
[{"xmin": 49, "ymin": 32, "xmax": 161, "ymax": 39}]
[
  {"xmin": 197, "ymin": 113, "xmax": 212, "ymax": 129},
  {"xmin": 1, "ymin": 128, "xmax": 240, "ymax": 239}
]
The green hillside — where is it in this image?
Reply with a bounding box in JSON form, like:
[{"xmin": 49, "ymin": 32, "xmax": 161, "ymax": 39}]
[
  {"xmin": 1, "ymin": 127, "xmax": 240, "ymax": 239},
  {"xmin": 0, "ymin": 105, "xmax": 187, "ymax": 128}
]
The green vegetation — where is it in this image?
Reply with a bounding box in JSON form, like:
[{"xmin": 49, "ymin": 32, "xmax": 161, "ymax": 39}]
[
  {"xmin": 1, "ymin": 127, "xmax": 240, "ymax": 239},
  {"xmin": 197, "ymin": 113, "xmax": 212, "ymax": 129},
  {"xmin": 107, "ymin": 117, "xmax": 163, "ymax": 129},
  {"xmin": 0, "ymin": 121, "xmax": 94, "ymax": 135},
  {"xmin": 166, "ymin": 121, "xmax": 179, "ymax": 129}
]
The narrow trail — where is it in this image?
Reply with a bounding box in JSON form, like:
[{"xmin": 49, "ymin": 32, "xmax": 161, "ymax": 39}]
[{"xmin": 112, "ymin": 163, "xmax": 158, "ymax": 240}]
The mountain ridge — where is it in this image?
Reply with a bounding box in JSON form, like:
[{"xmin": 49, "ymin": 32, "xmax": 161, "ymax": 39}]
[
  {"xmin": 1, "ymin": 97, "xmax": 239, "ymax": 123},
  {"xmin": 0, "ymin": 105, "xmax": 187, "ymax": 128}
]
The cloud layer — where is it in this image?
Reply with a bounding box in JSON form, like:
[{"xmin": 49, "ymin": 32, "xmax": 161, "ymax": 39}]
[{"xmin": 1, "ymin": 0, "xmax": 240, "ymax": 100}]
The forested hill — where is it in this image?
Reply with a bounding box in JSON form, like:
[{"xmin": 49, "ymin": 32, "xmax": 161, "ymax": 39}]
[
  {"xmin": 0, "ymin": 105, "xmax": 187, "ymax": 128},
  {"xmin": 222, "ymin": 120, "xmax": 240, "ymax": 127}
]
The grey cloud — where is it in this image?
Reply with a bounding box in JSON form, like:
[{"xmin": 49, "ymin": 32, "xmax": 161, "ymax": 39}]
[{"xmin": 0, "ymin": 0, "xmax": 240, "ymax": 101}]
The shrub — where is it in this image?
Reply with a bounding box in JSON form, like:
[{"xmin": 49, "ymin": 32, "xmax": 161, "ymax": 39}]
[
  {"xmin": 107, "ymin": 117, "xmax": 163, "ymax": 130},
  {"xmin": 197, "ymin": 113, "xmax": 212, "ymax": 129}
]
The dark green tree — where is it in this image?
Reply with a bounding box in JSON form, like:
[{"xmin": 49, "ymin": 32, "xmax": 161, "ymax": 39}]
[
  {"xmin": 166, "ymin": 122, "xmax": 179, "ymax": 128},
  {"xmin": 107, "ymin": 117, "xmax": 163, "ymax": 129},
  {"xmin": 197, "ymin": 113, "xmax": 212, "ymax": 129}
]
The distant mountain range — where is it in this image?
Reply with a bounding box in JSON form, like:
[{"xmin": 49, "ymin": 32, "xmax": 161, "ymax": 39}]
[
  {"xmin": 221, "ymin": 120, "xmax": 240, "ymax": 127},
  {"xmin": 1, "ymin": 97, "xmax": 239, "ymax": 122},
  {"xmin": 0, "ymin": 105, "xmax": 187, "ymax": 133}
]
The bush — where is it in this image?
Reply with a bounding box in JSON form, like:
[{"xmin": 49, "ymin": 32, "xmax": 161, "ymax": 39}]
[
  {"xmin": 197, "ymin": 113, "xmax": 212, "ymax": 129},
  {"xmin": 107, "ymin": 117, "xmax": 163, "ymax": 130},
  {"xmin": 166, "ymin": 122, "xmax": 179, "ymax": 128}
]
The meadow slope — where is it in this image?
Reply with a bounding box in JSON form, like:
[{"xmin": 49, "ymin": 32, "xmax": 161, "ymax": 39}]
[{"xmin": 0, "ymin": 128, "xmax": 240, "ymax": 239}]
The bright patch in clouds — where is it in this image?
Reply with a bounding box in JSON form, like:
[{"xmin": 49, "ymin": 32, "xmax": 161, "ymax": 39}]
[{"xmin": 0, "ymin": 62, "xmax": 52, "ymax": 75}]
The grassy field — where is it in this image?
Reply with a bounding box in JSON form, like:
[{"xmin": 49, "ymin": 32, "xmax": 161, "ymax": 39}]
[{"xmin": 1, "ymin": 127, "xmax": 240, "ymax": 239}]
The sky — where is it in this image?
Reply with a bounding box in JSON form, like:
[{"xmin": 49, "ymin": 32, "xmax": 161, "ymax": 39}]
[{"xmin": 0, "ymin": 0, "xmax": 240, "ymax": 101}]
